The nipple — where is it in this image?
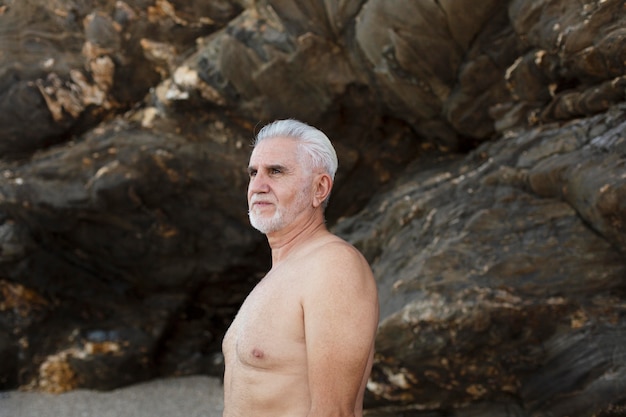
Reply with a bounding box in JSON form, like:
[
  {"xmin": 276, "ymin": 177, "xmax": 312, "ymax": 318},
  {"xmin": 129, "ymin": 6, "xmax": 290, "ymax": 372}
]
[{"xmin": 252, "ymin": 348, "xmax": 264, "ymax": 359}]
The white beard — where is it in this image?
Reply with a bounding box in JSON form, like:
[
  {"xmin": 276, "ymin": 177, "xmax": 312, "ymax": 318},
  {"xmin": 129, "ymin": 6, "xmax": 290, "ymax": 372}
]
[
  {"xmin": 249, "ymin": 209, "xmax": 283, "ymax": 234},
  {"xmin": 248, "ymin": 185, "xmax": 310, "ymax": 234}
]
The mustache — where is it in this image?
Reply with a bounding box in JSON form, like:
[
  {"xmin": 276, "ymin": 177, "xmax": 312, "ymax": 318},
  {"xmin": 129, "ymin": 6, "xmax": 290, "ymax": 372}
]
[
  {"xmin": 248, "ymin": 195, "xmax": 274, "ymax": 217},
  {"xmin": 249, "ymin": 195, "xmax": 275, "ymax": 205}
]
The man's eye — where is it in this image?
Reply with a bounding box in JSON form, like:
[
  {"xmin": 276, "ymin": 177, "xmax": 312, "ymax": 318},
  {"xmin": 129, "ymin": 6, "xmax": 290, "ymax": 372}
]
[
  {"xmin": 270, "ymin": 168, "xmax": 281, "ymax": 174},
  {"xmin": 248, "ymin": 170, "xmax": 257, "ymax": 177}
]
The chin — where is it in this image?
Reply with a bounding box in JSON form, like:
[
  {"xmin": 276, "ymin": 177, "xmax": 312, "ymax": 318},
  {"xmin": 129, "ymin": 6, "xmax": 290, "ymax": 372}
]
[{"xmin": 249, "ymin": 212, "xmax": 283, "ymax": 234}]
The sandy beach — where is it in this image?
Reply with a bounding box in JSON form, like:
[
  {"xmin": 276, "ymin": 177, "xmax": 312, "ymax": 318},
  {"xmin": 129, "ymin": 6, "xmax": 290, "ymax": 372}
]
[{"xmin": 0, "ymin": 375, "xmax": 224, "ymax": 417}]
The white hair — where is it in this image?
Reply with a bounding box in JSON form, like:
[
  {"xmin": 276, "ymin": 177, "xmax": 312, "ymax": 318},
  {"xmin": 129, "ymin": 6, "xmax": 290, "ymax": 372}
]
[{"xmin": 254, "ymin": 119, "xmax": 338, "ymax": 180}]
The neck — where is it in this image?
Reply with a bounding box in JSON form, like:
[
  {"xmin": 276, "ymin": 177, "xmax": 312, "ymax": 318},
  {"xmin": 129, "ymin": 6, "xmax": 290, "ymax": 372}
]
[{"xmin": 266, "ymin": 210, "xmax": 329, "ymax": 265}]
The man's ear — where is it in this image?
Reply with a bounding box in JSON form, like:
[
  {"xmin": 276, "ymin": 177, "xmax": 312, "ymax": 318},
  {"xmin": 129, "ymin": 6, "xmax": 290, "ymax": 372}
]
[{"xmin": 312, "ymin": 174, "xmax": 333, "ymax": 208}]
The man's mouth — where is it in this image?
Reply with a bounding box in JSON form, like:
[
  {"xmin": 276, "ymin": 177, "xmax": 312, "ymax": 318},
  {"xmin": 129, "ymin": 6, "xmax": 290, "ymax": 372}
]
[{"xmin": 250, "ymin": 200, "xmax": 273, "ymax": 209}]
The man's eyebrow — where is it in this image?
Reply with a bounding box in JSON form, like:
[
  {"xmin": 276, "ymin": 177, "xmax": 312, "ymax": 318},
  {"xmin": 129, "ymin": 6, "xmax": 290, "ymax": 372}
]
[
  {"xmin": 267, "ymin": 164, "xmax": 288, "ymax": 172},
  {"xmin": 248, "ymin": 164, "xmax": 289, "ymax": 173}
]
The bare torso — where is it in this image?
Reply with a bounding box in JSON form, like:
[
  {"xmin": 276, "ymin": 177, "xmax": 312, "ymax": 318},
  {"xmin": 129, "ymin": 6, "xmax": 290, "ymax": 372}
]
[{"xmin": 221, "ymin": 235, "xmax": 376, "ymax": 417}]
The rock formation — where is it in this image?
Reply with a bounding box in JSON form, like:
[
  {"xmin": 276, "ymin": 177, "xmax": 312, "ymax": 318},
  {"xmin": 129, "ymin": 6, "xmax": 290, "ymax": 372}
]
[{"xmin": 0, "ymin": 0, "xmax": 625, "ymax": 415}]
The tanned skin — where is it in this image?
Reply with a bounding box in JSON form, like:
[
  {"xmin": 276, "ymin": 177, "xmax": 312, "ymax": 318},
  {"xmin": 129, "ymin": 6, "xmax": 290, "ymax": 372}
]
[{"xmin": 222, "ymin": 136, "xmax": 379, "ymax": 417}]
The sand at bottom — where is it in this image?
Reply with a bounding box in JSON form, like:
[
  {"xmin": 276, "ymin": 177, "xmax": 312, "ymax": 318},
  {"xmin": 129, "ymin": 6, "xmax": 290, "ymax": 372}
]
[{"xmin": 0, "ymin": 375, "xmax": 224, "ymax": 417}]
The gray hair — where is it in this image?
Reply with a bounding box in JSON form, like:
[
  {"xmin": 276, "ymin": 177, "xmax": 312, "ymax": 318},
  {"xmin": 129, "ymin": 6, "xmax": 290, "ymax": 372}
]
[{"xmin": 254, "ymin": 119, "xmax": 338, "ymax": 181}]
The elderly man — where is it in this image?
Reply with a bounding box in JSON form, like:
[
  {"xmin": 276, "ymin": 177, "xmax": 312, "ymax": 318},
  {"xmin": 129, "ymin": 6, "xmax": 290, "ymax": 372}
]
[{"xmin": 222, "ymin": 119, "xmax": 379, "ymax": 417}]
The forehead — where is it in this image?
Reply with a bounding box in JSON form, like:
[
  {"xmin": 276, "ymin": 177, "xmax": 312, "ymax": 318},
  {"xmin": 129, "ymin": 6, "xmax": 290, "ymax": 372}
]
[{"xmin": 249, "ymin": 136, "xmax": 301, "ymax": 165}]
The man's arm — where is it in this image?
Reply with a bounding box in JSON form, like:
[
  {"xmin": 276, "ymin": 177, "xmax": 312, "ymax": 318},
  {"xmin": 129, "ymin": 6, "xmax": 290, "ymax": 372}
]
[{"xmin": 302, "ymin": 242, "xmax": 379, "ymax": 417}]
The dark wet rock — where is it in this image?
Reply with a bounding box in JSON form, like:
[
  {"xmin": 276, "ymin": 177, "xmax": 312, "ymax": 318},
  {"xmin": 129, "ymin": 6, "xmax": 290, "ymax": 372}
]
[{"xmin": 337, "ymin": 105, "xmax": 626, "ymax": 415}]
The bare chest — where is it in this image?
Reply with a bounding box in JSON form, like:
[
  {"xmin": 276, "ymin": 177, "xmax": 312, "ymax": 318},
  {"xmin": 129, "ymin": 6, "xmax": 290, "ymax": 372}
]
[{"xmin": 224, "ymin": 271, "xmax": 305, "ymax": 369}]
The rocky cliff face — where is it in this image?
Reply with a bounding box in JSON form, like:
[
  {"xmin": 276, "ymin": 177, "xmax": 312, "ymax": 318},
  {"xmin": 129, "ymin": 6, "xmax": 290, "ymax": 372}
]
[{"xmin": 1, "ymin": 0, "xmax": 625, "ymax": 415}]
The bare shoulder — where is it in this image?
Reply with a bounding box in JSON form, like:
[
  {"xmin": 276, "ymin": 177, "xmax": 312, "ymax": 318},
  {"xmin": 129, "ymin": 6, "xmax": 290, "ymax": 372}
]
[
  {"xmin": 305, "ymin": 235, "xmax": 368, "ymax": 265},
  {"xmin": 317, "ymin": 236, "xmax": 367, "ymax": 260},
  {"xmin": 300, "ymin": 235, "xmax": 377, "ymax": 294}
]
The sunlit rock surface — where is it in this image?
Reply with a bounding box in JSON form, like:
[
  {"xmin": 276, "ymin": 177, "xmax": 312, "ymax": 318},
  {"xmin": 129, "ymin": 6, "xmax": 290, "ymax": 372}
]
[{"xmin": 1, "ymin": 0, "xmax": 625, "ymax": 415}]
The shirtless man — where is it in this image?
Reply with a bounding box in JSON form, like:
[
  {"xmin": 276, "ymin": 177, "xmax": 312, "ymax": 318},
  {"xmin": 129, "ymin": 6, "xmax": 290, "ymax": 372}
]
[{"xmin": 222, "ymin": 119, "xmax": 379, "ymax": 417}]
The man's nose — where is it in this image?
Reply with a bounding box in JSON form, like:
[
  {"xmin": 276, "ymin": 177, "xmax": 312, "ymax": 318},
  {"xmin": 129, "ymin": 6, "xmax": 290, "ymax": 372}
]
[{"xmin": 249, "ymin": 172, "xmax": 270, "ymax": 193}]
